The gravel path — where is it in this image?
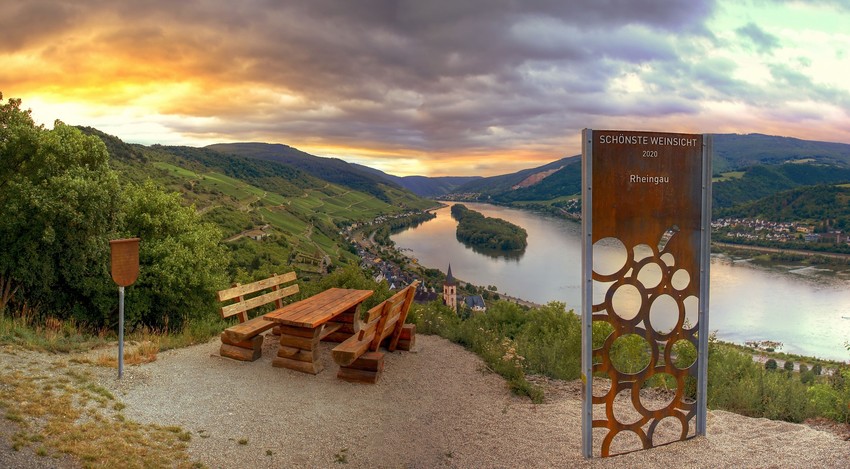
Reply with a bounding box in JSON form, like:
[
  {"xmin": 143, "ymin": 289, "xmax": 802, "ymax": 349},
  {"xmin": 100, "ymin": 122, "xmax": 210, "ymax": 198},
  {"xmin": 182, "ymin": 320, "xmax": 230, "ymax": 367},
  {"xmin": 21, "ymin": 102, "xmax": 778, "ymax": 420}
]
[
  {"xmin": 4, "ymin": 335, "xmax": 848, "ymax": 468},
  {"xmin": 84, "ymin": 334, "xmax": 850, "ymax": 468}
]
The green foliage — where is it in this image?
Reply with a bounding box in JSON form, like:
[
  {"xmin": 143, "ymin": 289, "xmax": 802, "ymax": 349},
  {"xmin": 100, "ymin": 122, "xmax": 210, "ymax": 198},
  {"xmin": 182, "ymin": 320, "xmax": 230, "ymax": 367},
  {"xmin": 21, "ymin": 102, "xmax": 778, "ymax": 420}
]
[
  {"xmin": 450, "ymin": 204, "xmax": 528, "ymax": 251},
  {"xmin": 709, "ymin": 343, "xmax": 814, "ymax": 422},
  {"xmin": 0, "ymin": 94, "xmax": 232, "ymax": 330},
  {"xmin": 1, "ymin": 96, "xmax": 120, "ymax": 322},
  {"xmin": 713, "ymin": 164, "xmax": 850, "ymax": 208},
  {"xmin": 783, "ymin": 360, "xmax": 795, "ymax": 372},
  {"xmin": 717, "ymin": 185, "xmax": 850, "ymax": 233},
  {"xmin": 410, "ymin": 300, "xmax": 585, "ymax": 401},
  {"xmin": 120, "ymin": 181, "xmax": 231, "ymax": 329},
  {"xmin": 765, "ymin": 359, "xmax": 778, "ymax": 371},
  {"xmin": 808, "ymin": 367, "xmax": 850, "ymax": 423}
]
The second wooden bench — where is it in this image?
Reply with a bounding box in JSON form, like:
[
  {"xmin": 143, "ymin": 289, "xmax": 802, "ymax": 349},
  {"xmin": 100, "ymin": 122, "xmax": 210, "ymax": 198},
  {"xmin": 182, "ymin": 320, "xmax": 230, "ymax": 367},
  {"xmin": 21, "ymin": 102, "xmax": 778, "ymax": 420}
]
[{"xmin": 331, "ymin": 281, "xmax": 419, "ymax": 383}]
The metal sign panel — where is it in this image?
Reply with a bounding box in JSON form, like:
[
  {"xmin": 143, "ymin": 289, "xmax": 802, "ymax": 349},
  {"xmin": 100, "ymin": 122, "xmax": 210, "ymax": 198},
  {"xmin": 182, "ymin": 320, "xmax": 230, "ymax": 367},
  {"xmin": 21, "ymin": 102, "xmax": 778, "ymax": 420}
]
[
  {"xmin": 109, "ymin": 238, "xmax": 140, "ymax": 287},
  {"xmin": 581, "ymin": 129, "xmax": 711, "ymax": 458}
]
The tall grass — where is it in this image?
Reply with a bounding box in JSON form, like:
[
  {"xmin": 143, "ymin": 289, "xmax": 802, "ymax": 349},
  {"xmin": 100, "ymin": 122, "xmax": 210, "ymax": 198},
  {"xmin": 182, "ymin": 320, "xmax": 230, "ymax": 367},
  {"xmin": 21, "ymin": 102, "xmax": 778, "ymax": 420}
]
[{"xmin": 409, "ymin": 298, "xmax": 850, "ymax": 424}]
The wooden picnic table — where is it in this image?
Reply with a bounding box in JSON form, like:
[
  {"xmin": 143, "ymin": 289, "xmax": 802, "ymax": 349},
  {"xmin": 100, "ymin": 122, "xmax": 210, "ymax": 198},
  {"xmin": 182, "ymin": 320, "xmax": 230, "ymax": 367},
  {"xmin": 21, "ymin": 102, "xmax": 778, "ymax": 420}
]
[{"xmin": 264, "ymin": 288, "xmax": 373, "ymax": 374}]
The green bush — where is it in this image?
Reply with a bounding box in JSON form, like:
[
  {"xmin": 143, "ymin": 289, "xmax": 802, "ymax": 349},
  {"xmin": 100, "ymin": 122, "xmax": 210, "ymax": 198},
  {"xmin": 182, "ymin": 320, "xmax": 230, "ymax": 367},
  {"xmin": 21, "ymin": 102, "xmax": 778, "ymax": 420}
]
[
  {"xmin": 1, "ymin": 96, "xmax": 120, "ymax": 323},
  {"xmin": 784, "ymin": 360, "xmax": 795, "ymax": 372},
  {"xmin": 0, "ymin": 93, "xmax": 232, "ymax": 330},
  {"xmin": 708, "ymin": 343, "xmax": 814, "ymax": 422},
  {"xmin": 765, "ymin": 359, "xmax": 778, "ymax": 371},
  {"xmin": 120, "ymin": 181, "xmax": 231, "ymax": 329}
]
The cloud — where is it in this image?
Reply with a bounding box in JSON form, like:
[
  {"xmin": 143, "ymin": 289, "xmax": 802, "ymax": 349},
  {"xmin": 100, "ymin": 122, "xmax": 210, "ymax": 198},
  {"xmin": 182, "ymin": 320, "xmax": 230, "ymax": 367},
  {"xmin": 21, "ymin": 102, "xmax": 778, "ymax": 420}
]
[
  {"xmin": 736, "ymin": 22, "xmax": 780, "ymax": 54},
  {"xmin": 3, "ymin": 0, "xmax": 849, "ymax": 176}
]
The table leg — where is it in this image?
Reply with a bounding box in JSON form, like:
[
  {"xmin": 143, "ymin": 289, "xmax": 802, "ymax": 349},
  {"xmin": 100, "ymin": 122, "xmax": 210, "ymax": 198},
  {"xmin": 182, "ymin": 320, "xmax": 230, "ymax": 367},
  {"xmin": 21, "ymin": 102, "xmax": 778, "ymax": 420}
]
[{"xmin": 272, "ymin": 325, "xmax": 323, "ymax": 374}]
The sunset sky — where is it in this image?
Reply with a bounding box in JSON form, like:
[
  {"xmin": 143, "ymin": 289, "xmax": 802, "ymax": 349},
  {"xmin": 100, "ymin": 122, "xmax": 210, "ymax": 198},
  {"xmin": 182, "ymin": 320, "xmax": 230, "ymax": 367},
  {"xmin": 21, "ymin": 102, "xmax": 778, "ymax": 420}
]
[{"xmin": 3, "ymin": 0, "xmax": 849, "ymax": 176}]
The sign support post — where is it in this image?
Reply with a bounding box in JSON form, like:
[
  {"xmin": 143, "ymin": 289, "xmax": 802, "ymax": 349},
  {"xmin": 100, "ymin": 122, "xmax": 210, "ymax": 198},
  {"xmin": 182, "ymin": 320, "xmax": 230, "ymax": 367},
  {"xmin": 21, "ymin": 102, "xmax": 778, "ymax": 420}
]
[{"xmin": 109, "ymin": 238, "xmax": 140, "ymax": 380}]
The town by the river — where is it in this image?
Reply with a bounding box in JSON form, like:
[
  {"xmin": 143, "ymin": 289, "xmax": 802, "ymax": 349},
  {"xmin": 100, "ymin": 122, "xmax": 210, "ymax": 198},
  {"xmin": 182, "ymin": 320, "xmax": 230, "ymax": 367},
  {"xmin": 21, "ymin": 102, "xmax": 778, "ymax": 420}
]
[{"xmin": 390, "ymin": 202, "xmax": 850, "ymax": 362}]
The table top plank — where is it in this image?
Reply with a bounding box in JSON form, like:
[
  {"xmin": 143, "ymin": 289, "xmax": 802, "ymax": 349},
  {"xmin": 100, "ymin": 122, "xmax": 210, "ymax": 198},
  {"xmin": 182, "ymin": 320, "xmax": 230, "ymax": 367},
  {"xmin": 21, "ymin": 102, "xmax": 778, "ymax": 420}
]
[{"xmin": 265, "ymin": 288, "xmax": 373, "ymax": 328}]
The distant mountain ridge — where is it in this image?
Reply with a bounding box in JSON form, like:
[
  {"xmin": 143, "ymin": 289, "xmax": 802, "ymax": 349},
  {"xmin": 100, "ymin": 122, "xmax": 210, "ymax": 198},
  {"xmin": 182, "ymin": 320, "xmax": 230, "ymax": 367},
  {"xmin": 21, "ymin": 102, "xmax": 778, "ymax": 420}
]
[
  {"xmin": 431, "ymin": 133, "xmax": 850, "ymax": 207},
  {"xmin": 712, "ymin": 133, "xmax": 850, "ymax": 172},
  {"xmin": 351, "ymin": 163, "xmax": 481, "ymax": 197}
]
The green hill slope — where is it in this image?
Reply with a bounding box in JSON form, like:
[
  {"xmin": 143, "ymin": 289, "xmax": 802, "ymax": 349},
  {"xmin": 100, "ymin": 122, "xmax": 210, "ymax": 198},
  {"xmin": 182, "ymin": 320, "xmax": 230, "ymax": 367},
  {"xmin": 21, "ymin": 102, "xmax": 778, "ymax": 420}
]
[
  {"xmin": 82, "ymin": 129, "xmax": 437, "ymax": 278},
  {"xmin": 206, "ymin": 142, "xmax": 405, "ymax": 203},
  {"xmin": 713, "ymin": 164, "xmax": 850, "ymax": 208},
  {"xmin": 718, "ymin": 184, "xmax": 850, "ymax": 230}
]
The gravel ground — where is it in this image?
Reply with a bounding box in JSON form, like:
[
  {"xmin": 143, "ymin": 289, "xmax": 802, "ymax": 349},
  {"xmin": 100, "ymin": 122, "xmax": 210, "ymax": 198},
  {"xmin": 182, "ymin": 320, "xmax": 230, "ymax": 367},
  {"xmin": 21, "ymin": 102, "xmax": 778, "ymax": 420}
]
[{"xmin": 4, "ymin": 335, "xmax": 850, "ymax": 468}]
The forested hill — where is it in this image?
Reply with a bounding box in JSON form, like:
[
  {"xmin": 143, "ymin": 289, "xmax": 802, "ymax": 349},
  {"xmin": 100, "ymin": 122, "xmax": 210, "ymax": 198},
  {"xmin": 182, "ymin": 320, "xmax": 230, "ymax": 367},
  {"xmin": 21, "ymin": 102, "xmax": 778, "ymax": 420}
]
[
  {"xmin": 206, "ymin": 142, "xmax": 401, "ymax": 203},
  {"xmin": 717, "ymin": 185, "xmax": 850, "ymax": 230},
  {"xmin": 713, "ymin": 164, "xmax": 850, "ymax": 208},
  {"xmin": 453, "ymin": 155, "xmax": 578, "ymax": 195},
  {"xmin": 78, "ymin": 126, "xmax": 435, "ymax": 292}
]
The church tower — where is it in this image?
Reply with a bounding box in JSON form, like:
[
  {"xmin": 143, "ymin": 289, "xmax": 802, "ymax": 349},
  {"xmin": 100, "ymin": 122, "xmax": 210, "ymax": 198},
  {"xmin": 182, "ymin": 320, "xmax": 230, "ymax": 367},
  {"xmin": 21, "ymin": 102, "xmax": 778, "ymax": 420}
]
[{"xmin": 443, "ymin": 264, "xmax": 457, "ymax": 312}]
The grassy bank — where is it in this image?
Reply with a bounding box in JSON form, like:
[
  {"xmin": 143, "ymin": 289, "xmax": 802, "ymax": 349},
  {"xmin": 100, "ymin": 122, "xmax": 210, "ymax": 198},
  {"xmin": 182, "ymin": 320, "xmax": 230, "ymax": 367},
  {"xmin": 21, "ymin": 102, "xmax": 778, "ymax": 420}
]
[{"xmin": 408, "ymin": 299, "xmax": 850, "ymax": 424}]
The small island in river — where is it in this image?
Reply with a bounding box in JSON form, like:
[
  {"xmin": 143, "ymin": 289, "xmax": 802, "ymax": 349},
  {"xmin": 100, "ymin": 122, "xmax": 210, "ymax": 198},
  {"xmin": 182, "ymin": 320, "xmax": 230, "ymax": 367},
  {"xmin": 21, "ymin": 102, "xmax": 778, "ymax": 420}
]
[{"xmin": 450, "ymin": 204, "xmax": 528, "ymax": 252}]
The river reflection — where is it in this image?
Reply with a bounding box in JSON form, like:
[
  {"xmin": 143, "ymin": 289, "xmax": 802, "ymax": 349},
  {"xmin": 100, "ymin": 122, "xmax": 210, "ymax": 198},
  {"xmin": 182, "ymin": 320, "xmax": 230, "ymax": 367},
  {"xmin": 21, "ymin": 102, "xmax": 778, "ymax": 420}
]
[{"xmin": 391, "ymin": 202, "xmax": 850, "ymax": 361}]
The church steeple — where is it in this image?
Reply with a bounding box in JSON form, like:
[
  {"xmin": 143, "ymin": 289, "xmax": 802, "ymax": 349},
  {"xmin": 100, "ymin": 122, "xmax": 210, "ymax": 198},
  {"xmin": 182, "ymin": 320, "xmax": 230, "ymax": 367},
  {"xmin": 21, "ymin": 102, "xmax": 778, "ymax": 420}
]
[
  {"xmin": 443, "ymin": 264, "xmax": 457, "ymax": 312},
  {"xmin": 445, "ymin": 264, "xmax": 457, "ymax": 286}
]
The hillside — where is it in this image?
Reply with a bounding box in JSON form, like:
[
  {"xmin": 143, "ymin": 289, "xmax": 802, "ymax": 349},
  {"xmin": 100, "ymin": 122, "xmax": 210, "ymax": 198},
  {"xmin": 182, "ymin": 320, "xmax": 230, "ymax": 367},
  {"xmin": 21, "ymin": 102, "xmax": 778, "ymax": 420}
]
[
  {"xmin": 444, "ymin": 134, "xmax": 850, "ymax": 215},
  {"xmin": 206, "ymin": 142, "xmax": 402, "ymax": 203},
  {"xmin": 712, "ymin": 164, "xmax": 850, "ymax": 208},
  {"xmin": 82, "ymin": 130, "xmax": 437, "ymax": 277},
  {"xmin": 713, "ymin": 133, "xmax": 850, "ymax": 172},
  {"xmin": 717, "ymin": 184, "xmax": 850, "ymax": 230},
  {"xmin": 453, "ymin": 155, "xmax": 578, "ymax": 196}
]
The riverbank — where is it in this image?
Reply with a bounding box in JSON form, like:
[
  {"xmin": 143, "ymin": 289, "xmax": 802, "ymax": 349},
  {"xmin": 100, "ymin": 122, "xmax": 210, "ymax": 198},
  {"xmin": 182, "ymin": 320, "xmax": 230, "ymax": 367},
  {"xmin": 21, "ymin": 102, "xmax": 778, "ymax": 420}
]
[{"xmin": 714, "ymin": 241, "xmax": 850, "ymax": 261}]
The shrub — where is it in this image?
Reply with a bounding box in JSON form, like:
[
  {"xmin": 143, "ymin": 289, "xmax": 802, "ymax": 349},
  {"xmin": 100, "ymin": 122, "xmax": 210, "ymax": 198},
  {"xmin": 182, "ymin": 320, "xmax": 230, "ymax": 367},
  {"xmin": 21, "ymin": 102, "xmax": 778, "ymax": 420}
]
[
  {"xmin": 784, "ymin": 360, "xmax": 795, "ymax": 372},
  {"xmin": 765, "ymin": 359, "xmax": 778, "ymax": 371},
  {"xmin": 801, "ymin": 370, "xmax": 816, "ymax": 385},
  {"xmin": 812, "ymin": 363, "xmax": 823, "ymax": 375},
  {"xmin": 0, "ymin": 94, "xmax": 233, "ymax": 330},
  {"xmin": 1, "ymin": 97, "xmax": 120, "ymax": 324},
  {"xmin": 120, "ymin": 181, "xmax": 231, "ymax": 329}
]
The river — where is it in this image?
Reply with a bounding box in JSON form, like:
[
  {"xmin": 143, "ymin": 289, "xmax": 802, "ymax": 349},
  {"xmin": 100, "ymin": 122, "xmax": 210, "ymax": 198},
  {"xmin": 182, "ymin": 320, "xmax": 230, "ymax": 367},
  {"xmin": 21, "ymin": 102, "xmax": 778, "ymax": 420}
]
[{"xmin": 390, "ymin": 202, "xmax": 850, "ymax": 361}]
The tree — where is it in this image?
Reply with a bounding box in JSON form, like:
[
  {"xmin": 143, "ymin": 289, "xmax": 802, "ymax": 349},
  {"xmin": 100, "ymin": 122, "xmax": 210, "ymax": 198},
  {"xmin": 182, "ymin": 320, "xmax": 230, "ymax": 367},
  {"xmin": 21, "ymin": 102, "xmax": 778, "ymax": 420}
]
[
  {"xmin": 784, "ymin": 360, "xmax": 795, "ymax": 372},
  {"xmin": 0, "ymin": 94, "xmax": 121, "ymax": 322},
  {"xmin": 1, "ymin": 93, "xmax": 232, "ymax": 329},
  {"xmin": 765, "ymin": 359, "xmax": 778, "ymax": 371},
  {"xmin": 120, "ymin": 181, "xmax": 230, "ymax": 329}
]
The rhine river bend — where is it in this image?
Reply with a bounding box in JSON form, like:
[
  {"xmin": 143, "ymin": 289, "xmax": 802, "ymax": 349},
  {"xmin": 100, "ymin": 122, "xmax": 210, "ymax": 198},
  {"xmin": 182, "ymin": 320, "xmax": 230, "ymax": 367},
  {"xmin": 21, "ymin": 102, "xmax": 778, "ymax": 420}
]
[{"xmin": 391, "ymin": 202, "xmax": 850, "ymax": 361}]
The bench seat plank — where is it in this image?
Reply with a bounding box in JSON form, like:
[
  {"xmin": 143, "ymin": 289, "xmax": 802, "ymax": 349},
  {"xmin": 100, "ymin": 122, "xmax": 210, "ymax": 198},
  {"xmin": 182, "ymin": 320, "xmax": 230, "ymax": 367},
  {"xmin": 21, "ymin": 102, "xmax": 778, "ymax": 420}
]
[{"xmin": 223, "ymin": 316, "xmax": 276, "ymax": 343}]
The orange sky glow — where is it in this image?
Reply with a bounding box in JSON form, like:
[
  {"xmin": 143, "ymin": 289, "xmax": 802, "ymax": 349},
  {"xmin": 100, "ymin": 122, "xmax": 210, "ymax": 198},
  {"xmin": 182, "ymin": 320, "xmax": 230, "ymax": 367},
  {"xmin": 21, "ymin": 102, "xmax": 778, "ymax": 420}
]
[{"xmin": 3, "ymin": 1, "xmax": 850, "ymax": 177}]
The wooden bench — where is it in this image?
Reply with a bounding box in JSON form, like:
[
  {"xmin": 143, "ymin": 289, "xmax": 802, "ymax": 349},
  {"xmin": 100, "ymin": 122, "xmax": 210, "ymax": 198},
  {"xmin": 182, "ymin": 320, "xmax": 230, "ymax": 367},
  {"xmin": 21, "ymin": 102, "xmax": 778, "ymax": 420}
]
[
  {"xmin": 216, "ymin": 272, "xmax": 300, "ymax": 361},
  {"xmin": 331, "ymin": 281, "xmax": 419, "ymax": 383}
]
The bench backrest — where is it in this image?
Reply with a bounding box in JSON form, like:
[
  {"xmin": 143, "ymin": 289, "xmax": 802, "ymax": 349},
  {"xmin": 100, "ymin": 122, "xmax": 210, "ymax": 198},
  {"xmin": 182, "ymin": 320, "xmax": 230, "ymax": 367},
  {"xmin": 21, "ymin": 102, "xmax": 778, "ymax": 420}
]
[
  {"xmin": 217, "ymin": 272, "xmax": 300, "ymax": 323},
  {"xmin": 368, "ymin": 280, "xmax": 419, "ymax": 351}
]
